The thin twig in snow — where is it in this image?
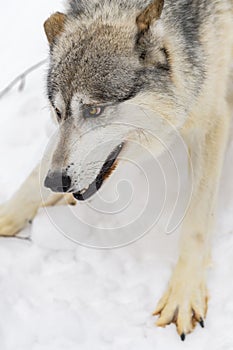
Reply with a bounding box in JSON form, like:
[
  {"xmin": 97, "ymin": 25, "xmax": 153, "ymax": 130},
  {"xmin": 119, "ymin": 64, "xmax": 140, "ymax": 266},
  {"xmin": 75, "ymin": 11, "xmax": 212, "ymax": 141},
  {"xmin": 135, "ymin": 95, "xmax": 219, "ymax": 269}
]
[{"xmin": 0, "ymin": 59, "xmax": 47, "ymax": 100}]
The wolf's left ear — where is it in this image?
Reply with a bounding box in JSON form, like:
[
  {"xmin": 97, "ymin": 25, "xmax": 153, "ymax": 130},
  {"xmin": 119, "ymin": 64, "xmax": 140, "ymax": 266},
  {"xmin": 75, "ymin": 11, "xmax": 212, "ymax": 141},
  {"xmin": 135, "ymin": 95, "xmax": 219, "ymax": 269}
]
[
  {"xmin": 44, "ymin": 12, "xmax": 67, "ymax": 45},
  {"xmin": 136, "ymin": 0, "xmax": 164, "ymax": 33}
]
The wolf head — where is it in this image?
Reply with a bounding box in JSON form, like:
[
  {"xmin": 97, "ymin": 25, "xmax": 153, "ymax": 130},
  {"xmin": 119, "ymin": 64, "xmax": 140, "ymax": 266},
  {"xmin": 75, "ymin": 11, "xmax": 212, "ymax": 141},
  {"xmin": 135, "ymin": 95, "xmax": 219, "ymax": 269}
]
[{"xmin": 43, "ymin": 0, "xmax": 187, "ymax": 201}]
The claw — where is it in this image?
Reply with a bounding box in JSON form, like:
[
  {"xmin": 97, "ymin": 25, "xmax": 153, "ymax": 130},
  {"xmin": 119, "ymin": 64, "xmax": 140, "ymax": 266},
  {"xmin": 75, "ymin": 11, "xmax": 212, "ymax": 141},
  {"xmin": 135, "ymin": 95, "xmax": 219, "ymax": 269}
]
[
  {"xmin": 199, "ymin": 318, "xmax": 205, "ymax": 328},
  {"xmin": 180, "ymin": 333, "xmax": 186, "ymax": 341}
]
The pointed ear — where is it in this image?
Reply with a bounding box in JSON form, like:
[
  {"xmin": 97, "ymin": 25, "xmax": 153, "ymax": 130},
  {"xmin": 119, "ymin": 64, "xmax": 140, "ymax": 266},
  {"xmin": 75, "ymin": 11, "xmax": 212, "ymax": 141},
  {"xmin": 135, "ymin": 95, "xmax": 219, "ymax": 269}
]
[
  {"xmin": 135, "ymin": 1, "xmax": 167, "ymax": 67},
  {"xmin": 44, "ymin": 12, "xmax": 67, "ymax": 45},
  {"xmin": 136, "ymin": 0, "xmax": 164, "ymax": 32}
]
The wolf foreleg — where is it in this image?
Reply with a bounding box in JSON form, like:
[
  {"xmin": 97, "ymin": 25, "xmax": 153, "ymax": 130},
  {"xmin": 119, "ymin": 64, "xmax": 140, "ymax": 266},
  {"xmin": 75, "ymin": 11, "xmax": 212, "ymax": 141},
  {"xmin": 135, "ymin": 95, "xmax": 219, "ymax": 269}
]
[{"xmin": 154, "ymin": 112, "xmax": 230, "ymax": 339}]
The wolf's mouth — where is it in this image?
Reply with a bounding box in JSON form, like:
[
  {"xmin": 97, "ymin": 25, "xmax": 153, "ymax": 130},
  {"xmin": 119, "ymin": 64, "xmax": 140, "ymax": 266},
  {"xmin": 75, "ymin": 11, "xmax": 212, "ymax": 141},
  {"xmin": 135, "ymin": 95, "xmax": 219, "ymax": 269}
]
[{"xmin": 73, "ymin": 143, "xmax": 124, "ymax": 201}]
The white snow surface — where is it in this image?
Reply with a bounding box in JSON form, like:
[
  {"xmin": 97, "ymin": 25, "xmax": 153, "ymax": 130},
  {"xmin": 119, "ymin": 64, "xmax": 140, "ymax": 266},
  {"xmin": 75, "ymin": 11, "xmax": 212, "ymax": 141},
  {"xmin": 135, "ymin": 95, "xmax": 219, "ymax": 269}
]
[{"xmin": 0, "ymin": 1, "xmax": 233, "ymax": 349}]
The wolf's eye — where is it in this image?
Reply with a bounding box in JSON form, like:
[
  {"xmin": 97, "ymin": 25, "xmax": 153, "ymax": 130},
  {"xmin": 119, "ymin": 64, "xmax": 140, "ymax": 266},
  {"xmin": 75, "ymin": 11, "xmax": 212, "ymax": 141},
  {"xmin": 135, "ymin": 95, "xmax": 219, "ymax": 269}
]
[
  {"xmin": 84, "ymin": 106, "xmax": 105, "ymax": 118},
  {"xmin": 55, "ymin": 108, "xmax": 62, "ymax": 121}
]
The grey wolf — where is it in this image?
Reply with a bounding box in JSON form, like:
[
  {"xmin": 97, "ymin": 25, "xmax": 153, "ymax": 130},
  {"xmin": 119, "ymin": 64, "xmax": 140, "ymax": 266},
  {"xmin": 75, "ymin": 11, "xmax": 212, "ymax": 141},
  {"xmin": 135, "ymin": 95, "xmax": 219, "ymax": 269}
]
[{"xmin": 0, "ymin": 0, "xmax": 233, "ymax": 341}]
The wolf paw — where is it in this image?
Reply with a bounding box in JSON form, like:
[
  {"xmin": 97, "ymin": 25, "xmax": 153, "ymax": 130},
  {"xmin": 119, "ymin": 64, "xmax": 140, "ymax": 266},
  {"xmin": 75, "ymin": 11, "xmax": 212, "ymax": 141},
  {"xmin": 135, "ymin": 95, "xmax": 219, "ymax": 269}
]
[
  {"xmin": 153, "ymin": 268, "xmax": 208, "ymax": 340},
  {"xmin": 0, "ymin": 201, "xmax": 37, "ymax": 237}
]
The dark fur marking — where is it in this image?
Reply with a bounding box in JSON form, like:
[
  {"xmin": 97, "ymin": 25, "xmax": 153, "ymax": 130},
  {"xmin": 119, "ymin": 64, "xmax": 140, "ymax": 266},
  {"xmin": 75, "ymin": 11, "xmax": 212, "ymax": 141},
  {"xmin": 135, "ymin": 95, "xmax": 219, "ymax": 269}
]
[{"xmin": 169, "ymin": 0, "xmax": 209, "ymax": 81}]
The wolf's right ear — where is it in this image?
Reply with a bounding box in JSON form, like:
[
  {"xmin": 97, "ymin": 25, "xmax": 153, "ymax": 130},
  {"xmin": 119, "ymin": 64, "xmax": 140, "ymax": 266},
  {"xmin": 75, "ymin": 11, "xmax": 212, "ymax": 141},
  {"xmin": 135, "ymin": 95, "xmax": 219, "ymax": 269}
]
[
  {"xmin": 44, "ymin": 12, "xmax": 67, "ymax": 45},
  {"xmin": 136, "ymin": 0, "xmax": 164, "ymax": 33},
  {"xmin": 135, "ymin": 0, "xmax": 166, "ymax": 66}
]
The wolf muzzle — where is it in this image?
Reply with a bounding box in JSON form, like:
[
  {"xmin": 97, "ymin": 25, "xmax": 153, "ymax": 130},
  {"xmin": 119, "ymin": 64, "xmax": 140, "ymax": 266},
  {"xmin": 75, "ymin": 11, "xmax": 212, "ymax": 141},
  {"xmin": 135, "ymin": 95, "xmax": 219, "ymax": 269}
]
[{"xmin": 73, "ymin": 142, "xmax": 124, "ymax": 201}]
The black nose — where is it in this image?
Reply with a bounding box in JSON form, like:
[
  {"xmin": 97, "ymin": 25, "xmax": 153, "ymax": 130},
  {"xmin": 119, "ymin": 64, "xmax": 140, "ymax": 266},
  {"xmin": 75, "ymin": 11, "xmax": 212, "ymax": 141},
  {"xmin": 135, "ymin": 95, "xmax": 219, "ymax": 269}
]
[{"xmin": 44, "ymin": 171, "xmax": 71, "ymax": 193}]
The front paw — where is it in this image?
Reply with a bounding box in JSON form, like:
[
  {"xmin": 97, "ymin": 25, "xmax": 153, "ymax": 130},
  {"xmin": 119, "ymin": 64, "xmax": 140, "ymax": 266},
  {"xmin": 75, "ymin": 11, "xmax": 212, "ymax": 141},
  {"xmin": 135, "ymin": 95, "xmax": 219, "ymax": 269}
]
[
  {"xmin": 0, "ymin": 200, "xmax": 37, "ymax": 237},
  {"xmin": 153, "ymin": 265, "xmax": 209, "ymax": 340}
]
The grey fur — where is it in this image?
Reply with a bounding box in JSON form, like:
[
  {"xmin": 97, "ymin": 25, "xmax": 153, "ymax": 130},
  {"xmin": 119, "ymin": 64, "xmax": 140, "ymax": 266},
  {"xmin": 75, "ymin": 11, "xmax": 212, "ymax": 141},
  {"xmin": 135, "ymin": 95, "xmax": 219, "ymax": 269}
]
[
  {"xmin": 66, "ymin": 0, "xmax": 153, "ymax": 16},
  {"xmin": 47, "ymin": 0, "xmax": 214, "ymax": 112}
]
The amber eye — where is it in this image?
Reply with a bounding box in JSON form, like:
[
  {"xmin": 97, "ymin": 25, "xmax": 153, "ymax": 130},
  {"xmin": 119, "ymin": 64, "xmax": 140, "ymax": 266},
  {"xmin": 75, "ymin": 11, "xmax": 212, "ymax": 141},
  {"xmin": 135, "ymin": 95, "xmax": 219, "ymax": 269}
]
[
  {"xmin": 84, "ymin": 106, "xmax": 104, "ymax": 118},
  {"xmin": 55, "ymin": 108, "xmax": 62, "ymax": 121}
]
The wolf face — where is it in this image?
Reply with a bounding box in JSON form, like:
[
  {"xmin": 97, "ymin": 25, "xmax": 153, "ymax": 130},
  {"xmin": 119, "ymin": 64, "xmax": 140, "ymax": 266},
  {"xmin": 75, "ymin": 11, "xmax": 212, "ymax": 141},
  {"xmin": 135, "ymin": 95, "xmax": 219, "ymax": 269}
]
[{"xmin": 44, "ymin": 0, "xmax": 188, "ymax": 200}]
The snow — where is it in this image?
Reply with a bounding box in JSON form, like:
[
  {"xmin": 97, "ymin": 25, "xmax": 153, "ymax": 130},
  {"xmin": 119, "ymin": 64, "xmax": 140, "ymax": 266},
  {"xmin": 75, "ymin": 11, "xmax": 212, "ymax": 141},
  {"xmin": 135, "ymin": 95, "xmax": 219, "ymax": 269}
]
[{"xmin": 0, "ymin": 1, "xmax": 233, "ymax": 349}]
